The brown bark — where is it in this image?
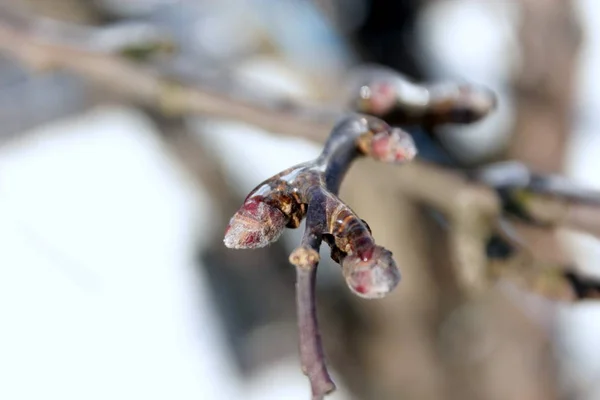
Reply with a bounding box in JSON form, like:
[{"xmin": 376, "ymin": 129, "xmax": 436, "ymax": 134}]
[{"xmin": 509, "ymin": 0, "xmax": 582, "ymax": 264}]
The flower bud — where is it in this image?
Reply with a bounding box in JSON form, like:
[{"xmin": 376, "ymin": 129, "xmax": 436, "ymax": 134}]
[
  {"xmin": 342, "ymin": 246, "xmax": 401, "ymax": 299},
  {"xmin": 370, "ymin": 128, "xmax": 417, "ymax": 164},
  {"xmin": 224, "ymin": 197, "xmax": 287, "ymax": 249}
]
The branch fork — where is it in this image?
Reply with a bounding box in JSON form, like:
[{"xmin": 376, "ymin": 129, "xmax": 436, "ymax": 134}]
[{"xmin": 224, "ymin": 114, "xmax": 416, "ymax": 398}]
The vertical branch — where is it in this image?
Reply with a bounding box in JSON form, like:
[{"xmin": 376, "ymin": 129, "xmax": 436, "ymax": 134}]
[{"xmin": 290, "ymin": 231, "xmax": 335, "ymax": 400}]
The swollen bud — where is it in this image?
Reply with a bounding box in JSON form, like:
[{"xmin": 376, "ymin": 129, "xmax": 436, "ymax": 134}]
[
  {"xmin": 224, "ymin": 197, "xmax": 287, "ymax": 249},
  {"xmin": 342, "ymin": 246, "xmax": 401, "ymax": 299},
  {"xmin": 369, "ymin": 128, "xmax": 417, "ymax": 164}
]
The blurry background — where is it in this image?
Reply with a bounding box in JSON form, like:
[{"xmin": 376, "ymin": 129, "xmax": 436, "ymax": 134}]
[{"xmin": 1, "ymin": 1, "xmax": 600, "ymax": 399}]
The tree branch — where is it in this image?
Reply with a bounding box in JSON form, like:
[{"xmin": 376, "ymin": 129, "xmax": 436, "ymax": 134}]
[
  {"xmin": 0, "ymin": 6, "xmax": 333, "ymax": 142},
  {"xmin": 289, "ymin": 231, "xmax": 334, "ymax": 400},
  {"xmin": 393, "ymin": 162, "xmax": 600, "ymax": 297},
  {"xmin": 3, "ymin": 7, "xmax": 600, "ymax": 398},
  {"xmin": 224, "ymin": 114, "xmax": 416, "ymax": 396}
]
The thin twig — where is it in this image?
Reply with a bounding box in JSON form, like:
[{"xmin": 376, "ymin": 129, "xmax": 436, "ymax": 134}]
[{"xmin": 290, "ymin": 232, "xmax": 335, "ymax": 400}]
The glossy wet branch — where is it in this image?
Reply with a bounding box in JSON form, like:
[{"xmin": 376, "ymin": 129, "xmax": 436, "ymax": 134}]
[
  {"xmin": 4, "ymin": 8, "xmax": 600, "ymax": 396},
  {"xmin": 224, "ymin": 114, "xmax": 417, "ymax": 398},
  {"xmin": 290, "ymin": 230, "xmax": 333, "ymax": 399}
]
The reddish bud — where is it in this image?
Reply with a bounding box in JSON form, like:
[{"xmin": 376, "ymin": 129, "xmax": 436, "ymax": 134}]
[
  {"xmin": 370, "ymin": 128, "xmax": 417, "ymax": 164},
  {"xmin": 224, "ymin": 197, "xmax": 287, "ymax": 249},
  {"xmin": 342, "ymin": 246, "xmax": 400, "ymax": 299}
]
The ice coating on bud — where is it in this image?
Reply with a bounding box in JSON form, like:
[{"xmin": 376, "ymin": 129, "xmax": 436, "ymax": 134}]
[
  {"xmin": 341, "ymin": 246, "xmax": 401, "ymax": 299},
  {"xmin": 223, "ymin": 197, "xmax": 287, "ymax": 249},
  {"xmin": 370, "ymin": 128, "xmax": 417, "ymax": 164}
]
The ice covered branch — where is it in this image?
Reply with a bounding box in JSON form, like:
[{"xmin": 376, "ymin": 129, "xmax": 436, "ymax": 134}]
[
  {"xmin": 223, "ymin": 114, "xmax": 416, "ymax": 399},
  {"xmin": 2, "ymin": 7, "xmax": 600, "ymax": 398}
]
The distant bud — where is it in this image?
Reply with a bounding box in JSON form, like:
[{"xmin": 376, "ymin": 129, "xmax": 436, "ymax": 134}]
[
  {"xmin": 224, "ymin": 197, "xmax": 287, "ymax": 249},
  {"xmin": 342, "ymin": 246, "xmax": 401, "ymax": 299},
  {"xmin": 357, "ymin": 81, "xmax": 397, "ymax": 116}
]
